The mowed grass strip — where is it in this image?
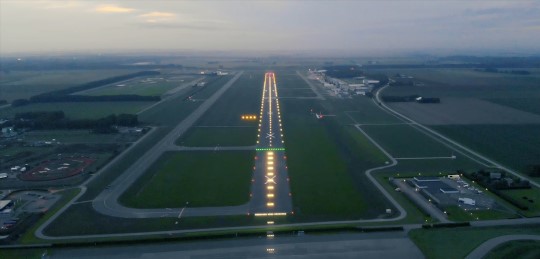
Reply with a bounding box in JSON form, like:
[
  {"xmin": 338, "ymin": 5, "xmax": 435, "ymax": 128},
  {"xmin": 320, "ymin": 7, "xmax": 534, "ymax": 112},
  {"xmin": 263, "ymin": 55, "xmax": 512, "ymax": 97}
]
[
  {"xmin": 120, "ymin": 151, "xmax": 254, "ymax": 208},
  {"xmin": 281, "ymin": 98, "xmax": 384, "ymax": 220},
  {"xmin": 178, "ymin": 127, "xmax": 257, "ymax": 147}
]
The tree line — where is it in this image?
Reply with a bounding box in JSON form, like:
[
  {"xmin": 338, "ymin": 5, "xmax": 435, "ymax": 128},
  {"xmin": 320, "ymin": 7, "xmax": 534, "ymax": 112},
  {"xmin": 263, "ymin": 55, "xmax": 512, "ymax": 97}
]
[
  {"xmin": 13, "ymin": 111, "xmax": 139, "ymax": 133},
  {"xmin": 11, "ymin": 71, "xmax": 161, "ymax": 107}
]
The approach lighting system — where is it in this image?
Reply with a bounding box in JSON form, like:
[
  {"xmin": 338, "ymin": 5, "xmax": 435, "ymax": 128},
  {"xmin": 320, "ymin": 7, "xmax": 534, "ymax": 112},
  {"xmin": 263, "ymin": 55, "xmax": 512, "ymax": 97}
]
[{"xmin": 241, "ymin": 115, "xmax": 258, "ymax": 121}]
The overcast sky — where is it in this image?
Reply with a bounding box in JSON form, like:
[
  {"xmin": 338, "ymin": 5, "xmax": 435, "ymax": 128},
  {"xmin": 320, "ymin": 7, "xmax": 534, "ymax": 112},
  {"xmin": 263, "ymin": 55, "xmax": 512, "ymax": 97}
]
[{"xmin": 1, "ymin": 0, "xmax": 539, "ymax": 55}]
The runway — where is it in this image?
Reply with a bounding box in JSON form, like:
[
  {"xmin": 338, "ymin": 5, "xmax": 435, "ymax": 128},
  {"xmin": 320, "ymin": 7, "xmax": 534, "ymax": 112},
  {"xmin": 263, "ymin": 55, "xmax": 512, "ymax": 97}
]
[
  {"xmin": 249, "ymin": 72, "xmax": 293, "ymax": 215},
  {"xmin": 91, "ymin": 71, "xmax": 292, "ymax": 219}
]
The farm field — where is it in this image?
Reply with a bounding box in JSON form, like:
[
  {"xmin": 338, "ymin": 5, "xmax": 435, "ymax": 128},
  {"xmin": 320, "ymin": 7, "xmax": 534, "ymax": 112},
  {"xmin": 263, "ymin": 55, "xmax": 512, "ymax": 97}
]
[
  {"xmin": 433, "ymin": 124, "xmax": 540, "ymax": 177},
  {"xmin": 0, "ymin": 101, "xmax": 153, "ymax": 120},
  {"xmin": 381, "ymin": 68, "xmax": 540, "ymax": 98},
  {"xmin": 119, "ymin": 151, "xmax": 254, "ymax": 208},
  {"xmin": 409, "ymin": 225, "xmax": 540, "ymax": 259},
  {"xmin": 0, "ymin": 69, "xmax": 140, "ymax": 101},
  {"xmin": 388, "ymin": 98, "xmax": 540, "ymax": 125},
  {"xmin": 487, "ymin": 97, "xmax": 540, "ymax": 116}
]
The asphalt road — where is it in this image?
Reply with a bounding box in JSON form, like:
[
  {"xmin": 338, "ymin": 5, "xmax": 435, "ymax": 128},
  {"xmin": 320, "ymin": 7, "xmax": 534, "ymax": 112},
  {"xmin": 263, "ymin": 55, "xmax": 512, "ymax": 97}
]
[
  {"xmin": 50, "ymin": 232, "xmax": 424, "ymax": 259},
  {"xmin": 92, "ymin": 71, "xmax": 247, "ymax": 218},
  {"xmin": 250, "ymin": 72, "xmax": 293, "ymax": 214},
  {"xmin": 296, "ymin": 70, "xmax": 325, "ymax": 100},
  {"xmin": 375, "ymin": 83, "xmax": 540, "ymax": 189}
]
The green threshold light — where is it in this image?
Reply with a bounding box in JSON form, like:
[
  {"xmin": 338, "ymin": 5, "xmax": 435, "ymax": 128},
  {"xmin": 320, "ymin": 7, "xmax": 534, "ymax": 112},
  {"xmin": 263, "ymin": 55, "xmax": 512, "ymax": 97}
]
[{"xmin": 256, "ymin": 148, "xmax": 285, "ymax": 151}]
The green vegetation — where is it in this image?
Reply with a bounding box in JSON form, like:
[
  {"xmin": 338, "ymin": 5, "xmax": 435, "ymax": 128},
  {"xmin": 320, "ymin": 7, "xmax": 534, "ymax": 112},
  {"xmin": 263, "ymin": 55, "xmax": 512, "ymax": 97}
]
[
  {"xmin": 84, "ymin": 75, "xmax": 197, "ymax": 96},
  {"xmin": 120, "ymin": 151, "xmax": 254, "ymax": 208},
  {"xmin": 22, "ymin": 130, "xmax": 122, "ymax": 144},
  {"xmin": 19, "ymin": 188, "xmax": 81, "ymax": 244},
  {"xmin": 0, "ymin": 102, "xmax": 152, "ymax": 120},
  {"xmin": 0, "ymin": 69, "xmax": 139, "ymax": 101},
  {"xmin": 382, "ymin": 68, "xmax": 540, "ymax": 98},
  {"xmin": 44, "ymin": 203, "xmax": 261, "ymax": 236},
  {"xmin": 362, "ymin": 124, "xmax": 453, "ymax": 158},
  {"xmin": 0, "ymin": 249, "xmax": 47, "ymax": 259},
  {"xmin": 78, "ymin": 76, "xmax": 230, "ymax": 201},
  {"xmin": 178, "ymin": 127, "xmax": 256, "ymax": 147},
  {"xmin": 409, "ymin": 225, "xmax": 540, "ymax": 259},
  {"xmin": 434, "ymin": 125, "xmax": 540, "ymax": 179},
  {"xmin": 281, "ymin": 96, "xmax": 390, "ymax": 220},
  {"xmin": 194, "ymin": 73, "xmax": 261, "ymax": 127},
  {"xmin": 501, "ymin": 188, "xmax": 540, "ymax": 217},
  {"xmin": 483, "ymin": 240, "xmax": 540, "ymax": 259},
  {"xmin": 278, "ymin": 88, "xmax": 317, "ymax": 97},
  {"xmin": 444, "ymin": 205, "xmax": 516, "ymax": 222}
]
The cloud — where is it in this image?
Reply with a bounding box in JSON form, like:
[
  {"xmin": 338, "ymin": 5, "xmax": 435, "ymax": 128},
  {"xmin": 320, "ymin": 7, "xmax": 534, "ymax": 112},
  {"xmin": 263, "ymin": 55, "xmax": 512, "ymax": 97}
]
[
  {"xmin": 39, "ymin": 0, "xmax": 84, "ymax": 9},
  {"xmin": 94, "ymin": 4, "xmax": 135, "ymax": 13},
  {"xmin": 139, "ymin": 12, "xmax": 176, "ymax": 18}
]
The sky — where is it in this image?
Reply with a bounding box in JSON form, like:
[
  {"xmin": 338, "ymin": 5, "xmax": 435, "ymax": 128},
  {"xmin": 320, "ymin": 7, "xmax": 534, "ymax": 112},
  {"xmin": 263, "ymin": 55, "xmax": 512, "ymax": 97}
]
[{"xmin": 1, "ymin": 0, "xmax": 539, "ymax": 56}]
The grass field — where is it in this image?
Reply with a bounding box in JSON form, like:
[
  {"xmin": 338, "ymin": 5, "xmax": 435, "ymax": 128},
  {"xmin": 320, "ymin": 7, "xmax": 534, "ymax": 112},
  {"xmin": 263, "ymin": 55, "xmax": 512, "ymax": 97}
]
[
  {"xmin": 501, "ymin": 188, "xmax": 540, "ymax": 217},
  {"xmin": 0, "ymin": 69, "xmax": 141, "ymax": 101},
  {"xmin": 278, "ymin": 88, "xmax": 317, "ymax": 97},
  {"xmin": 433, "ymin": 125, "xmax": 540, "ymax": 177},
  {"xmin": 281, "ymin": 97, "xmax": 391, "ymax": 221},
  {"xmin": 409, "ymin": 225, "xmax": 540, "ymax": 259},
  {"xmin": 444, "ymin": 205, "xmax": 516, "ymax": 222},
  {"xmin": 193, "ymin": 73, "xmax": 261, "ymax": 127},
  {"xmin": 487, "ymin": 98, "xmax": 540, "ymax": 116},
  {"xmin": 330, "ymin": 96, "xmax": 403, "ymax": 125},
  {"xmin": 0, "ymin": 249, "xmax": 45, "ymax": 259},
  {"xmin": 120, "ymin": 151, "xmax": 254, "ymax": 208},
  {"xmin": 483, "ymin": 240, "xmax": 540, "ymax": 259},
  {"xmin": 361, "ymin": 124, "xmax": 454, "ymax": 158},
  {"xmin": 0, "ymin": 102, "xmax": 153, "ymax": 120},
  {"xmin": 44, "ymin": 202, "xmax": 260, "ymax": 236},
  {"xmin": 77, "ymin": 75, "xmax": 231, "ymax": 202},
  {"xmin": 178, "ymin": 127, "xmax": 256, "ymax": 147}
]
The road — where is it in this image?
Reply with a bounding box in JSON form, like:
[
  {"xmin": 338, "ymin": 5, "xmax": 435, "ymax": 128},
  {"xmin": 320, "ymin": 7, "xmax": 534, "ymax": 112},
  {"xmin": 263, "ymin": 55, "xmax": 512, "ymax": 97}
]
[
  {"xmin": 136, "ymin": 77, "xmax": 205, "ymax": 115},
  {"xmin": 465, "ymin": 234, "xmax": 540, "ymax": 259},
  {"xmin": 296, "ymin": 70, "xmax": 325, "ymax": 100},
  {"xmin": 354, "ymin": 125, "xmax": 407, "ymax": 221},
  {"xmin": 50, "ymin": 232, "xmax": 423, "ymax": 259},
  {"xmin": 92, "ymin": 71, "xmax": 247, "ymax": 218},
  {"xmin": 374, "ymin": 83, "xmax": 540, "ymax": 189}
]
